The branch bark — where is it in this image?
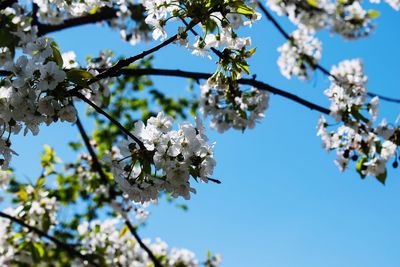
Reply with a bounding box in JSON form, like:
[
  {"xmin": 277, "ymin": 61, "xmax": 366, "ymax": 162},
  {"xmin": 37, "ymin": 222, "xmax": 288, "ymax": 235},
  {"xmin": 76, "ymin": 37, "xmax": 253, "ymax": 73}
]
[
  {"xmin": 75, "ymin": 115, "xmax": 110, "ymax": 184},
  {"xmin": 116, "ymin": 68, "xmax": 331, "ymax": 114},
  {"xmin": 73, "ymin": 92, "xmax": 146, "ymax": 150}
]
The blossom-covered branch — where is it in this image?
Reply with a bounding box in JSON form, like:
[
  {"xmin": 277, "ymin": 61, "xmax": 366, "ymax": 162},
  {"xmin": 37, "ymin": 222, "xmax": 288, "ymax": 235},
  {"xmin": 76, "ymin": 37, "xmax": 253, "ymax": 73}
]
[
  {"xmin": 125, "ymin": 219, "xmax": 164, "ymax": 267},
  {"xmin": 37, "ymin": 7, "xmax": 118, "ymax": 36},
  {"xmin": 257, "ymin": 1, "xmax": 400, "ymax": 103},
  {"xmin": 75, "ymin": 115, "xmax": 110, "ymax": 184},
  {"xmin": 0, "ymin": 211, "xmax": 100, "ymax": 267},
  {"xmin": 76, "ymin": 115, "xmax": 165, "ymax": 267},
  {"xmin": 74, "ymin": 92, "xmax": 146, "ymax": 150}
]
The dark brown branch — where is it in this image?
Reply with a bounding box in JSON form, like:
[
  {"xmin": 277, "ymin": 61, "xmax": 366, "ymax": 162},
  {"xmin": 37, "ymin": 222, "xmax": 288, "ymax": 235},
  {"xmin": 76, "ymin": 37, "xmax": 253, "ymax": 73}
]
[
  {"xmin": 0, "ymin": 211, "xmax": 100, "ymax": 267},
  {"xmin": 91, "ymin": 2, "xmax": 224, "ymax": 83},
  {"xmin": 125, "ymin": 219, "xmax": 164, "ymax": 267},
  {"xmin": 116, "ymin": 68, "xmax": 331, "ymax": 114},
  {"xmin": 32, "ymin": 3, "xmax": 39, "ymax": 27},
  {"xmin": 256, "ymin": 1, "xmax": 400, "ymax": 104},
  {"xmin": 0, "ymin": 0, "xmax": 17, "ymax": 10},
  {"xmin": 37, "ymin": 7, "xmax": 118, "ymax": 36},
  {"xmin": 3, "ymin": 65, "xmax": 328, "ymax": 113},
  {"xmin": 73, "ymin": 92, "xmax": 146, "ymax": 150},
  {"xmin": 94, "ymin": 33, "xmax": 180, "ymax": 81},
  {"xmin": 257, "ymin": 1, "xmax": 290, "ymax": 40},
  {"xmin": 77, "ymin": 117, "xmax": 163, "ymax": 267},
  {"xmin": 75, "ymin": 115, "xmax": 109, "ymax": 184},
  {"xmin": 0, "ymin": 70, "xmax": 11, "ymax": 76},
  {"xmin": 92, "ymin": 17, "xmax": 201, "ymax": 83},
  {"xmin": 207, "ymin": 177, "xmax": 222, "ymax": 184},
  {"xmin": 66, "ymin": 19, "xmax": 201, "ymax": 96},
  {"xmin": 366, "ymin": 92, "xmax": 400, "ymax": 104}
]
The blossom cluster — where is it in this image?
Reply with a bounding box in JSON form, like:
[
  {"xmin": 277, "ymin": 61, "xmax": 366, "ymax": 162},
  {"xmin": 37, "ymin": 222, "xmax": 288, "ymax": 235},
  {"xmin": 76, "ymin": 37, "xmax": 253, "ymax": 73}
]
[
  {"xmin": 267, "ymin": 0, "xmax": 389, "ymax": 39},
  {"xmin": 0, "ymin": 36, "xmax": 77, "ymax": 169},
  {"xmin": 277, "ymin": 29, "xmax": 322, "ymax": 79},
  {"xmin": 370, "ymin": 0, "xmax": 400, "ymax": 11},
  {"xmin": 15, "ymin": 185, "xmax": 59, "ymax": 230},
  {"xmin": 77, "ymin": 218, "xmax": 222, "ymax": 267},
  {"xmin": 33, "ymin": 0, "xmax": 114, "ymax": 25},
  {"xmin": 0, "ymin": 209, "xmax": 17, "ymax": 265},
  {"xmin": 317, "ymin": 59, "xmax": 399, "ymax": 181},
  {"xmin": 0, "ymin": 182, "xmax": 220, "ymax": 266},
  {"xmin": 110, "ymin": 3, "xmax": 153, "ymax": 45},
  {"xmin": 200, "ymin": 74, "xmax": 269, "ymax": 132},
  {"xmin": 82, "ymin": 50, "xmax": 114, "ymax": 105},
  {"xmin": 324, "ymin": 59, "xmax": 374, "ymax": 121},
  {"xmin": 142, "ymin": 0, "xmax": 261, "ymax": 78},
  {"xmin": 111, "ymin": 112, "xmax": 216, "ymax": 203}
]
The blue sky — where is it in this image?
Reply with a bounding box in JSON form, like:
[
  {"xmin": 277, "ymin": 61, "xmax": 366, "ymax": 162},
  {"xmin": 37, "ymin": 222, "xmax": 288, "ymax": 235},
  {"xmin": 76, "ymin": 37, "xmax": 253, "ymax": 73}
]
[{"xmin": 9, "ymin": 3, "xmax": 400, "ymax": 267}]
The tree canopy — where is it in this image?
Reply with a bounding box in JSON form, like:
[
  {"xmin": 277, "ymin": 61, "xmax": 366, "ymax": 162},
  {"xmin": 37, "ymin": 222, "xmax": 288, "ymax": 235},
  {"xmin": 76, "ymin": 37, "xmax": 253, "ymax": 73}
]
[{"xmin": 0, "ymin": 0, "xmax": 400, "ymax": 266}]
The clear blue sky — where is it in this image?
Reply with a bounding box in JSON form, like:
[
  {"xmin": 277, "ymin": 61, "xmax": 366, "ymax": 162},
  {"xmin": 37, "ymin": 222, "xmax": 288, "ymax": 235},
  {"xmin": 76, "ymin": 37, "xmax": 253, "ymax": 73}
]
[{"xmin": 10, "ymin": 3, "xmax": 400, "ymax": 267}]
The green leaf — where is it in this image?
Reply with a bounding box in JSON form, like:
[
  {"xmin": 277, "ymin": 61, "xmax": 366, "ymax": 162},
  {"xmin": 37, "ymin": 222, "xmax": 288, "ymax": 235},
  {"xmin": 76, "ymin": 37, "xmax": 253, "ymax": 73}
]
[
  {"xmin": 42, "ymin": 213, "xmax": 51, "ymax": 232},
  {"xmin": 307, "ymin": 0, "xmax": 319, "ymax": 8},
  {"xmin": 68, "ymin": 141, "xmax": 83, "ymax": 151},
  {"xmin": 0, "ymin": 28, "xmax": 17, "ymax": 48},
  {"xmin": 229, "ymin": 1, "xmax": 254, "ymax": 15},
  {"xmin": 368, "ymin": 9, "xmax": 380, "ymax": 19},
  {"xmin": 237, "ymin": 62, "xmax": 250, "ymax": 75},
  {"xmin": 33, "ymin": 242, "xmax": 45, "ymax": 258},
  {"xmin": 376, "ymin": 169, "xmax": 387, "ymax": 185},
  {"xmin": 236, "ymin": 5, "xmax": 254, "ymax": 15},
  {"xmin": 51, "ymin": 44, "xmax": 63, "ymax": 68},
  {"xmin": 36, "ymin": 177, "xmax": 46, "ymax": 187},
  {"xmin": 66, "ymin": 69, "xmax": 95, "ymax": 86},
  {"xmin": 119, "ymin": 225, "xmax": 129, "ymax": 237},
  {"xmin": 17, "ymin": 189, "xmax": 28, "ymax": 202},
  {"xmin": 245, "ymin": 47, "xmax": 256, "ymax": 57},
  {"xmin": 356, "ymin": 157, "xmax": 367, "ymax": 179}
]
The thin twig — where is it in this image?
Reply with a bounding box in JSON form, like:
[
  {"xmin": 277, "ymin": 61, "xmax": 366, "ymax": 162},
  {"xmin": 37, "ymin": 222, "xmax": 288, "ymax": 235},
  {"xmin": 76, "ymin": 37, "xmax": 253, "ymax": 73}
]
[
  {"xmin": 93, "ymin": 19, "xmax": 200, "ymax": 83},
  {"xmin": 125, "ymin": 219, "xmax": 164, "ymax": 267},
  {"xmin": 75, "ymin": 115, "xmax": 109, "ymax": 184},
  {"xmin": 0, "ymin": 211, "xmax": 100, "ymax": 267},
  {"xmin": 73, "ymin": 92, "xmax": 146, "ymax": 150}
]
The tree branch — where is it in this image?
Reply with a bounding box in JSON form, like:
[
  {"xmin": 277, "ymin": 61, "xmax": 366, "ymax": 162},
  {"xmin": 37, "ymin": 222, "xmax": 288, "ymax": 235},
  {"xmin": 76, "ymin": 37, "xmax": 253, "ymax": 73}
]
[
  {"xmin": 257, "ymin": 1, "xmax": 290, "ymax": 40},
  {"xmin": 116, "ymin": 68, "xmax": 331, "ymax": 114},
  {"xmin": 0, "ymin": 211, "xmax": 100, "ymax": 267},
  {"xmin": 0, "ymin": 70, "xmax": 11, "ymax": 76},
  {"xmin": 73, "ymin": 92, "xmax": 146, "ymax": 150},
  {"xmin": 37, "ymin": 7, "xmax": 118, "ymax": 36},
  {"xmin": 31, "ymin": 3, "xmax": 39, "ymax": 27},
  {"xmin": 256, "ymin": 1, "xmax": 400, "ymax": 104},
  {"xmin": 0, "ymin": 0, "xmax": 17, "ymax": 11},
  {"xmin": 66, "ymin": 18, "xmax": 201, "ymax": 97},
  {"xmin": 75, "ymin": 115, "xmax": 109, "ymax": 183},
  {"xmin": 125, "ymin": 219, "xmax": 164, "ymax": 267}
]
